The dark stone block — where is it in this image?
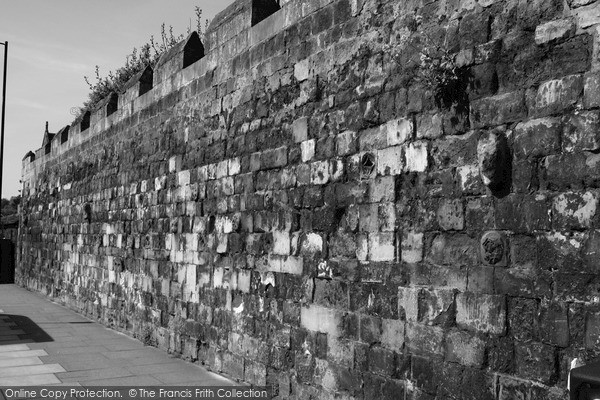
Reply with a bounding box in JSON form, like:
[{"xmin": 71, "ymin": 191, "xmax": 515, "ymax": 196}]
[
  {"xmin": 367, "ymin": 346, "xmax": 396, "ymax": 377},
  {"xmin": 488, "ymin": 336, "xmax": 515, "ymax": 373},
  {"xmin": 459, "ymin": 11, "xmax": 491, "ymax": 48},
  {"xmin": 514, "ymin": 341, "xmax": 557, "ymax": 384},
  {"xmin": 508, "ymin": 297, "xmax": 539, "ymax": 341},
  {"xmin": 411, "ymin": 356, "xmax": 439, "ymax": 394},
  {"xmin": 495, "ymin": 194, "xmax": 551, "ymax": 233},
  {"xmin": 360, "ymin": 314, "xmax": 382, "ymax": 344},
  {"xmin": 541, "ymin": 153, "xmax": 588, "ymax": 191},
  {"xmin": 313, "ymin": 279, "xmax": 349, "ymax": 308},
  {"xmin": 312, "ymin": 5, "xmax": 333, "ymax": 35}
]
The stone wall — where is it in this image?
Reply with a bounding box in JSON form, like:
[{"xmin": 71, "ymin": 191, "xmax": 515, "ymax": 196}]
[{"xmin": 17, "ymin": 0, "xmax": 600, "ymax": 398}]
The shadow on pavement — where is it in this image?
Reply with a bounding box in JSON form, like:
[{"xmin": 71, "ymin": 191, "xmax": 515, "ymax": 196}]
[{"xmin": 0, "ymin": 314, "xmax": 54, "ymax": 345}]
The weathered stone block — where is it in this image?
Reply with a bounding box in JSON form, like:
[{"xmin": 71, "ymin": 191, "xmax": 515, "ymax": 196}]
[
  {"xmin": 431, "ymin": 131, "xmax": 477, "ymax": 169},
  {"xmin": 272, "ymin": 230, "xmax": 290, "ymax": 255},
  {"xmin": 457, "ymin": 164, "xmax": 483, "ymax": 195},
  {"xmin": 459, "ymin": 10, "xmax": 491, "ymax": 48},
  {"xmin": 368, "ymin": 176, "xmax": 394, "ymax": 203},
  {"xmin": 378, "ymin": 202, "xmax": 396, "ymax": 232},
  {"xmin": 222, "ymin": 351, "xmax": 245, "ymax": 381},
  {"xmin": 404, "ymin": 141, "xmax": 428, "ymax": 172},
  {"xmin": 467, "ymin": 265, "xmax": 494, "ymax": 293},
  {"xmin": 244, "ymin": 360, "xmax": 267, "ymax": 386},
  {"xmin": 517, "ymin": 0, "xmax": 564, "ymax": 29},
  {"xmin": 360, "ymin": 314, "xmax": 382, "ymax": 344},
  {"xmin": 436, "ymin": 199, "xmax": 464, "ymax": 231},
  {"xmin": 495, "ymin": 194, "xmax": 551, "ymax": 232},
  {"xmin": 416, "ymin": 113, "xmax": 443, "ymax": 139},
  {"xmin": 405, "ymin": 323, "xmax": 444, "ymax": 356},
  {"xmin": 508, "ymin": 297, "xmax": 538, "ymax": 341},
  {"xmin": 445, "ymin": 329, "xmax": 485, "ymax": 367},
  {"xmin": 470, "ymin": 91, "xmax": 525, "ymax": 128},
  {"xmin": 469, "ymin": 63, "xmax": 499, "ymax": 100},
  {"xmin": 294, "ymin": 58, "xmax": 310, "ymax": 81},
  {"xmin": 418, "ymin": 288, "xmax": 455, "ymax": 326},
  {"xmin": 456, "ymin": 292, "xmax": 506, "ymax": 335},
  {"xmin": 376, "ymin": 146, "xmax": 403, "ymax": 176},
  {"xmin": 310, "ymin": 160, "xmax": 330, "ymax": 185},
  {"xmin": 301, "ymin": 139, "xmax": 315, "ymax": 162},
  {"xmin": 514, "ymin": 341, "xmax": 556, "ymax": 384},
  {"xmin": 300, "ymin": 304, "xmax": 341, "ymax": 336},
  {"xmin": 282, "ymin": 256, "xmax": 304, "ymax": 275},
  {"xmin": 293, "ymin": 117, "xmax": 309, "ymax": 143},
  {"xmin": 496, "ymin": 376, "xmax": 531, "ymax": 400},
  {"xmin": 335, "ymin": 130, "xmax": 357, "ymax": 156},
  {"xmin": 260, "ymin": 146, "xmax": 288, "ymax": 169},
  {"xmin": 427, "ymin": 234, "xmax": 479, "ymax": 268},
  {"xmin": 538, "ymin": 302, "xmax": 569, "ymax": 347},
  {"xmin": 585, "ymin": 311, "xmax": 600, "ymax": 349},
  {"xmin": 314, "ymin": 279, "xmax": 349, "ymax": 309},
  {"xmin": 169, "ymin": 155, "xmax": 182, "ymax": 173},
  {"xmin": 575, "ymin": 1, "xmax": 600, "ymax": 28},
  {"xmin": 410, "ymin": 356, "xmax": 440, "ymax": 395},
  {"xmin": 537, "ymin": 231, "xmax": 586, "ymax": 276},
  {"xmin": 315, "ymin": 136, "xmax": 335, "ymax": 160},
  {"xmin": 584, "ymin": 73, "xmax": 600, "ymax": 108},
  {"xmin": 530, "ymin": 74, "xmax": 583, "ymax": 117},
  {"xmin": 541, "ymin": 153, "xmax": 589, "ymax": 190},
  {"xmin": 401, "ymin": 231, "xmax": 423, "ymax": 264},
  {"xmin": 359, "ymin": 126, "xmax": 387, "ymax": 151},
  {"xmin": 534, "ymin": 18, "xmax": 575, "ymax": 45},
  {"xmin": 368, "ymin": 232, "xmax": 395, "ymax": 262},
  {"xmin": 552, "ymin": 191, "xmax": 598, "ymax": 229},
  {"xmin": 368, "ymin": 346, "xmax": 396, "ymax": 377},
  {"xmin": 386, "ymin": 118, "xmax": 413, "ymax": 146},
  {"xmin": 381, "ymin": 318, "xmax": 405, "ymax": 351},
  {"xmin": 513, "ymin": 117, "xmax": 561, "ymax": 159},
  {"xmin": 398, "ymin": 287, "xmax": 419, "ymax": 322},
  {"xmin": 359, "ymin": 203, "xmax": 378, "ymax": 233},
  {"xmin": 563, "ymin": 111, "xmax": 600, "ymax": 152},
  {"xmin": 356, "ymin": 233, "xmax": 368, "ymax": 261}
]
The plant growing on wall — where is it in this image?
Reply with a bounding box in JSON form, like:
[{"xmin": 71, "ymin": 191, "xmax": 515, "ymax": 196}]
[
  {"xmin": 78, "ymin": 6, "xmax": 209, "ymax": 117},
  {"xmin": 386, "ymin": 14, "xmax": 461, "ymax": 106}
]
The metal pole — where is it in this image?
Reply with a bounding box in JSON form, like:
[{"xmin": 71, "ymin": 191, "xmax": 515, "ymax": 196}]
[{"xmin": 0, "ymin": 42, "xmax": 7, "ymax": 239}]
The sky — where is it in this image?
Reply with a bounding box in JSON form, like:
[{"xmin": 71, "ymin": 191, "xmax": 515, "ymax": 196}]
[{"xmin": 0, "ymin": 0, "xmax": 235, "ymax": 199}]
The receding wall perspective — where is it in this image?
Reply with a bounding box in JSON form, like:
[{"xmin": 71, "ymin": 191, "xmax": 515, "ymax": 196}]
[{"xmin": 17, "ymin": 0, "xmax": 600, "ymax": 398}]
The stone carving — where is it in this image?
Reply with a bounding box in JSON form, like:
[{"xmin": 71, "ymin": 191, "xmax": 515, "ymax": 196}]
[{"xmin": 480, "ymin": 231, "xmax": 506, "ymax": 266}]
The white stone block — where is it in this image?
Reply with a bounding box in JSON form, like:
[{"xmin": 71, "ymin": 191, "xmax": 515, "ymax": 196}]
[
  {"xmin": 402, "ymin": 231, "xmax": 423, "ymax": 263},
  {"xmin": 368, "ymin": 232, "xmax": 395, "ymax": 261},
  {"xmin": 310, "ymin": 160, "xmax": 330, "ymax": 185},
  {"xmin": 405, "ymin": 142, "xmax": 428, "ymax": 172},
  {"xmin": 535, "ymin": 18, "xmax": 575, "ymax": 45},
  {"xmin": 294, "ymin": 59, "xmax": 310, "ymax": 81},
  {"xmin": 301, "ymin": 139, "xmax": 315, "ymax": 162},
  {"xmin": 377, "ymin": 146, "xmax": 403, "ymax": 176},
  {"xmin": 300, "ymin": 305, "xmax": 341, "ymax": 335},
  {"xmin": 273, "ymin": 231, "xmax": 291, "ymax": 255}
]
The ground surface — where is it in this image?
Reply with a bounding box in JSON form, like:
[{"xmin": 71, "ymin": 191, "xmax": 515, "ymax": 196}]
[{"xmin": 0, "ymin": 284, "xmax": 234, "ymax": 386}]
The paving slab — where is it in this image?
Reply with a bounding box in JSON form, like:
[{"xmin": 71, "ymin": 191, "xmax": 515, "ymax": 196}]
[
  {"xmin": 0, "ymin": 373, "xmax": 61, "ymax": 385},
  {"xmin": 0, "ymin": 364, "xmax": 65, "ymax": 378},
  {"xmin": 0, "ymin": 356, "xmax": 43, "ymax": 368},
  {"xmin": 0, "ymin": 284, "xmax": 236, "ymax": 386},
  {"xmin": 0, "ymin": 344, "xmax": 29, "ymax": 352},
  {"xmin": 0, "ymin": 349, "xmax": 48, "ymax": 358}
]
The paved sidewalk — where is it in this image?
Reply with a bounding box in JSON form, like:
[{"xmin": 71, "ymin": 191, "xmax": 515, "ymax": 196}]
[{"xmin": 0, "ymin": 284, "xmax": 234, "ymax": 386}]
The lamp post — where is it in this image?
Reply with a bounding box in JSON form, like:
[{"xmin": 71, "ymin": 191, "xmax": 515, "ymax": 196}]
[{"xmin": 0, "ymin": 41, "xmax": 7, "ymax": 238}]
